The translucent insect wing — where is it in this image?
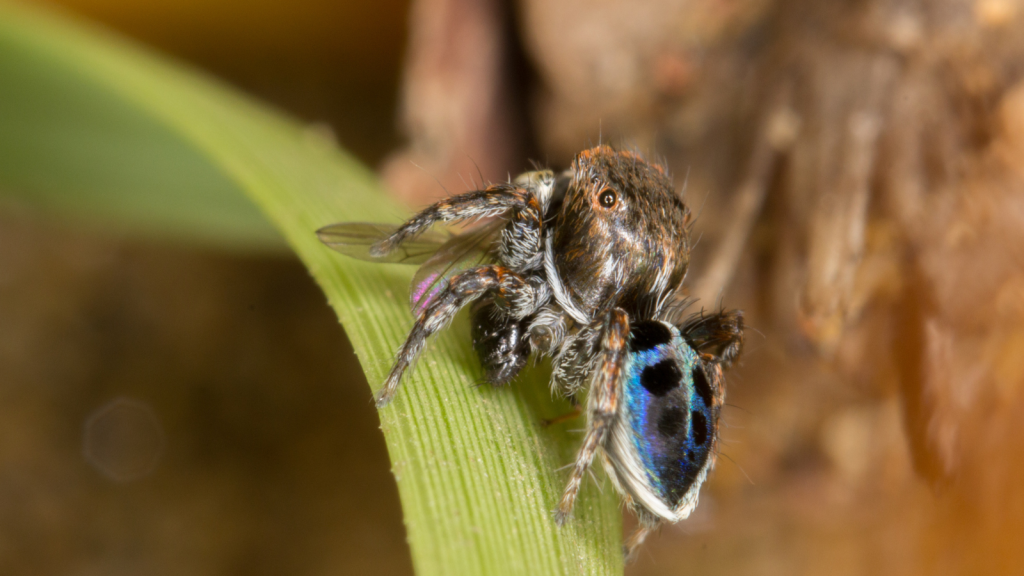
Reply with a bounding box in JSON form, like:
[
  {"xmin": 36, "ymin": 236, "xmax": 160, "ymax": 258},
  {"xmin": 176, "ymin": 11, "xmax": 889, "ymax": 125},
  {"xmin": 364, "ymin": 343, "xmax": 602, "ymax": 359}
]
[
  {"xmin": 316, "ymin": 222, "xmax": 448, "ymax": 264},
  {"xmin": 409, "ymin": 220, "xmax": 503, "ymax": 314}
]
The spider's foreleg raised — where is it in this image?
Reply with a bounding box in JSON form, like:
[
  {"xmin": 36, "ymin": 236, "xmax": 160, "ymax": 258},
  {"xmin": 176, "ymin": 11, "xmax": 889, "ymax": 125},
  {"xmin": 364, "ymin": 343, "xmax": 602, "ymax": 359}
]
[
  {"xmin": 554, "ymin": 308, "xmax": 629, "ymax": 525},
  {"xmin": 376, "ymin": 265, "xmax": 545, "ymax": 407},
  {"xmin": 373, "ymin": 184, "xmax": 541, "ymax": 257}
]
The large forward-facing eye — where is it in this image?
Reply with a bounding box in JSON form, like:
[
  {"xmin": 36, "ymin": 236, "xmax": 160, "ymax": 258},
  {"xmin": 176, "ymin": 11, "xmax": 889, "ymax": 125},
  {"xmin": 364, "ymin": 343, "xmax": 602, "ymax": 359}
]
[{"xmin": 598, "ymin": 188, "xmax": 617, "ymax": 208}]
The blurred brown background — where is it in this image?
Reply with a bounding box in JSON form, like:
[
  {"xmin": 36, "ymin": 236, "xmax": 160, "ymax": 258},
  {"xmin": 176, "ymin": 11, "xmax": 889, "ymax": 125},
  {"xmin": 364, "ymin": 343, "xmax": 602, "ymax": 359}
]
[
  {"xmin": 4, "ymin": 0, "xmax": 1024, "ymax": 575},
  {"xmin": 1, "ymin": 0, "xmax": 414, "ymax": 575}
]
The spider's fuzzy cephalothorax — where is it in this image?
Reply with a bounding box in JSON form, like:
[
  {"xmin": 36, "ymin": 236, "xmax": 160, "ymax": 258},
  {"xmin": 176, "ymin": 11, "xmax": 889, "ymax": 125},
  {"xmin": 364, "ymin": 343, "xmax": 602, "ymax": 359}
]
[
  {"xmin": 317, "ymin": 145, "xmax": 743, "ymax": 559},
  {"xmin": 552, "ymin": 148, "xmax": 692, "ymax": 322}
]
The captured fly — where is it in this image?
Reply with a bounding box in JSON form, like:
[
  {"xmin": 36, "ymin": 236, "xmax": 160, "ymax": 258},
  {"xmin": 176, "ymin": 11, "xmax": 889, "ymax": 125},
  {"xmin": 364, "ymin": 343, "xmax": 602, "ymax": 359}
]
[{"xmin": 317, "ymin": 146, "xmax": 743, "ymax": 557}]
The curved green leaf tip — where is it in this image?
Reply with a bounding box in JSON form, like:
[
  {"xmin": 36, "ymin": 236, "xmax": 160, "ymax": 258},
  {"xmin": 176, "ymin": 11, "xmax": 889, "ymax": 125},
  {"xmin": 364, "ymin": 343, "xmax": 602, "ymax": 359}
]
[{"xmin": 0, "ymin": 3, "xmax": 623, "ymax": 575}]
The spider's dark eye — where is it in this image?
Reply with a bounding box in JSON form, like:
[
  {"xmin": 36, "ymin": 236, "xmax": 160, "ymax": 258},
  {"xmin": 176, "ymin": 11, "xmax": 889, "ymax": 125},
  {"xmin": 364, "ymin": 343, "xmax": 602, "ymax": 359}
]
[{"xmin": 598, "ymin": 188, "xmax": 617, "ymax": 208}]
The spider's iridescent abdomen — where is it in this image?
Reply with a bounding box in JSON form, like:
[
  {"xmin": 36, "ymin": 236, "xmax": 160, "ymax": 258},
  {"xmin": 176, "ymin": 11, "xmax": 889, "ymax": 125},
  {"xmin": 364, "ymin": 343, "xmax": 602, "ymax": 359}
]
[{"xmin": 604, "ymin": 321, "xmax": 721, "ymax": 522}]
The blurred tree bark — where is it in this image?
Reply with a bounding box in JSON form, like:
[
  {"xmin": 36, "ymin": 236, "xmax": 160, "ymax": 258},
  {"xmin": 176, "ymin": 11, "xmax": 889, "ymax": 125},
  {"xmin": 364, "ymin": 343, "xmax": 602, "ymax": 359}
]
[
  {"xmin": 386, "ymin": 0, "xmax": 1024, "ymax": 573},
  {"xmin": 381, "ymin": 0, "xmax": 533, "ymax": 206}
]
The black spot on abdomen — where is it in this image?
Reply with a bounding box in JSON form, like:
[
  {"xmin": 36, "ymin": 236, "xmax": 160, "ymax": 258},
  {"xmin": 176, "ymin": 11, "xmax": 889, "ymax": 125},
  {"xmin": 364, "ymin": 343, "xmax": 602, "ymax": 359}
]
[
  {"xmin": 691, "ymin": 410, "xmax": 708, "ymax": 446},
  {"xmin": 657, "ymin": 405, "xmax": 686, "ymax": 438},
  {"xmin": 692, "ymin": 365, "xmax": 713, "ymax": 407},
  {"xmin": 640, "ymin": 360, "xmax": 683, "ymax": 396},
  {"xmin": 630, "ymin": 321, "xmax": 673, "ymax": 352}
]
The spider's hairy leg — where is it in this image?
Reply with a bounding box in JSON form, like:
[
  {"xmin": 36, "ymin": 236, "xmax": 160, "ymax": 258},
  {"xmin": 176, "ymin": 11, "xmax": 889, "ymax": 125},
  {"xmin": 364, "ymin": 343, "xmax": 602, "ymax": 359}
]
[
  {"xmin": 554, "ymin": 308, "xmax": 629, "ymax": 525},
  {"xmin": 680, "ymin": 309, "xmax": 744, "ymax": 367},
  {"xmin": 624, "ymin": 507, "xmax": 663, "ymax": 563},
  {"xmin": 376, "ymin": 265, "xmax": 540, "ymax": 407},
  {"xmin": 372, "ymin": 184, "xmax": 536, "ymax": 257}
]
